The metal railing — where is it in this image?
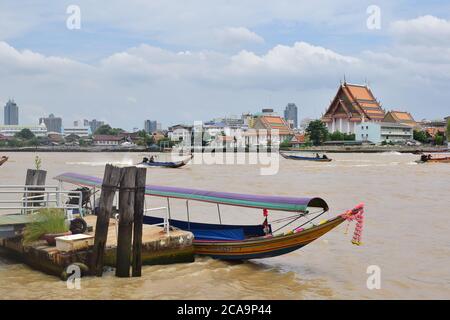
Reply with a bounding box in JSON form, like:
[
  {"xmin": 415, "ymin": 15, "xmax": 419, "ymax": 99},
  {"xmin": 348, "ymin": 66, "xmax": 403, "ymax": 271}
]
[
  {"xmin": 0, "ymin": 185, "xmax": 83, "ymax": 215},
  {"xmin": 144, "ymin": 206, "xmax": 170, "ymax": 235}
]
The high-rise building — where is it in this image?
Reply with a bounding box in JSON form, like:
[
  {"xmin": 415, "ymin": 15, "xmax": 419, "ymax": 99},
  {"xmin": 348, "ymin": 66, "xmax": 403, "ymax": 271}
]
[
  {"xmin": 284, "ymin": 103, "xmax": 298, "ymax": 129},
  {"xmin": 74, "ymin": 119, "xmax": 105, "ymax": 134},
  {"xmin": 4, "ymin": 99, "xmax": 19, "ymax": 125},
  {"xmin": 89, "ymin": 119, "xmax": 105, "ymax": 133},
  {"xmin": 39, "ymin": 113, "xmax": 62, "ymax": 133},
  {"xmin": 144, "ymin": 120, "xmax": 158, "ymax": 133}
]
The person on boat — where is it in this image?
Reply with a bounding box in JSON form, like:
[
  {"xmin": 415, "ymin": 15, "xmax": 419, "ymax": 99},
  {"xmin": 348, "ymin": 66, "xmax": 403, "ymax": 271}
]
[
  {"xmin": 420, "ymin": 154, "xmax": 428, "ymax": 162},
  {"xmin": 142, "ymin": 157, "xmax": 149, "ymax": 163},
  {"xmin": 427, "ymin": 154, "xmax": 432, "ymax": 161},
  {"xmin": 149, "ymin": 156, "xmax": 155, "ymax": 163},
  {"xmin": 315, "ymin": 153, "xmax": 320, "ymax": 158},
  {"xmin": 322, "ymin": 154, "xmax": 329, "ymax": 159}
]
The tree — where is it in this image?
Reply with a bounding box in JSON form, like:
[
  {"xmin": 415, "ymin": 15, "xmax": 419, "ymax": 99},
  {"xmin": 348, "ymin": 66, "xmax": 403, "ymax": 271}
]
[
  {"xmin": 434, "ymin": 134, "xmax": 444, "ymax": 146},
  {"xmin": 94, "ymin": 124, "xmax": 124, "ymax": 136},
  {"xmin": 15, "ymin": 128, "xmax": 35, "ymax": 140},
  {"xmin": 306, "ymin": 120, "xmax": 329, "ymax": 146},
  {"xmin": 328, "ymin": 131, "xmax": 344, "ymax": 141},
  {"xmin": 413, "ymin": 130, "xmax": 429, "ymax": 143},
  {"xmin": 447, "ymin": 119, "xmax": 450, "ymax": 142}
]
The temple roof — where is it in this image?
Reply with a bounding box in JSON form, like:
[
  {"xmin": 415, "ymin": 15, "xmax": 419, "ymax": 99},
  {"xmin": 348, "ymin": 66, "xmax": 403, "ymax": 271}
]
[
  {"xmin": 383, "ymin": 111, "xmax": 417, "ymax": 127},
  {"xmin": 322, "ymin": 82, "xmax": 385, "ymax": 122},
  {"xmin": 254, "ymin": 116, "xmax": 293, "ymax": 136}
]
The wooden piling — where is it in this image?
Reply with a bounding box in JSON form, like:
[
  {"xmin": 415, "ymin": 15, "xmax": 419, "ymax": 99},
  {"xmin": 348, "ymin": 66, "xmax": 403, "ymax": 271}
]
[
  {"xmin": 115, "ymin": 166, "xmax": 137, "ymax": 278},
  {"xmin": 90, "ymin": 164, "xmax": 122, "ymax": 276},
  {"xmin": 132, "ymin": 167, "xmax": 147, "ymax": 277}
]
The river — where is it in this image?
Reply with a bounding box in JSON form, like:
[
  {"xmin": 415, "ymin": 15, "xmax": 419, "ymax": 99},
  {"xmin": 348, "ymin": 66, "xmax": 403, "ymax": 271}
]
[{"xmin": 0, "ymin": 151, "xmax": 449, "ymax": 299}]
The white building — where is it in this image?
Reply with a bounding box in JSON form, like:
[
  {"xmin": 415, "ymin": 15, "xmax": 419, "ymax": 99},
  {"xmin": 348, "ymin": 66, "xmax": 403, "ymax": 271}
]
[
  {"xmin": 355, "ymin": 122, "xmax": 413, "ymax": 144},
  {"xmin": 168, "ymin": 125, "xmax": 193, "ymax": 143},
  {"xmin": 0, "ymin": 124, "xmax": 47, "ymax": 137},
  {"xmin": 63, "ymin": 126, "xmax": 90, "ymax": 137}
]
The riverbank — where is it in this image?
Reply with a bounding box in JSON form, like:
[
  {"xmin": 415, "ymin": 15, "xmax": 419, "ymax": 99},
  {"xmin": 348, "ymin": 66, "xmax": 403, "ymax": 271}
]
[
  {"xmin": 1, "ymin": 145, "xmax": 448, "ymax": 153},
  {"xmin": 288, "ymin": 145, "xmax": 449, "ymax": 153},
  {"xmin": 0, "ymin": 146, "xmax": 149, "ymax": 152}
]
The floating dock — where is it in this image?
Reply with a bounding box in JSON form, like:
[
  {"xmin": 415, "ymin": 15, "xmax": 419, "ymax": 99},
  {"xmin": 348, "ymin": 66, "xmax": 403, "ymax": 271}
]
[{"xmin": 0, "ymin": 214, "xmax": 194, "ymax": 279}]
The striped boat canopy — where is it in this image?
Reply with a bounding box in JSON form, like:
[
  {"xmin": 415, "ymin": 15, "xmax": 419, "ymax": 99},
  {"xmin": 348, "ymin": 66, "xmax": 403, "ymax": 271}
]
[{"xmin": 54, "ymin": 172, "xmax": 328, "ymax": 213}]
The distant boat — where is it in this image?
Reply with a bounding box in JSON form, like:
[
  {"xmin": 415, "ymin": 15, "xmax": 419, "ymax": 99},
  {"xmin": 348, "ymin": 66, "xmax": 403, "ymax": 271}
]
[
  {"xmin": 416, "ymin": 155, "xmax": 450, "ymax": 164},
  {"xmin": 138, "ymin": 155, "xmax": 193, "ymax": 168},
  {"xmin": 280, "ymin": 152, "xmax": 332, "ymax": 162},
  {"xmin": 0, "ymin": 156, "xmax": 8, "ymax": 167}
]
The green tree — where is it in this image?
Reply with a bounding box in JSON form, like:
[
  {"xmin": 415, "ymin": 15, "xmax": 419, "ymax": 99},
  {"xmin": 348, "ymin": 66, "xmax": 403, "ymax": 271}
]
[
  {"xmin": 280, "ymin": 139, "xmax": 291, "ymax": 149},
  {"xmin": 413, "ymin": 130, "xmax": 429, "ymax": 143},
  {"xmin": 306, "ymin": 120, "xmax": 329, "ymax": 146},
  {"xmin": 94, "ymin": 124, "xmax": 124, "ymax": 136},
  {"xmin": 27, "ymin": 137, "xmax": 40, "ymax": 147},
  {"xmin": 344, "ymin": 133, "xmax": 355, "ymax": 141},
  {"xmin": 434, "ymin": 134, "xmax": 444, "ymax": 145},
  {"xmin": 447, "ymin": 119, "xmax": 450, "ymax": 142},
  {"xmin": 15, "ymin": 128, "xmax": 35, "ymax": 140},
  {"xmin": 7, "ymin": 139, "xmax": 24, "ymax": 147},
  {"xmin": 328, "ymin": 131, "xmax": 344, "ymax": 141}
]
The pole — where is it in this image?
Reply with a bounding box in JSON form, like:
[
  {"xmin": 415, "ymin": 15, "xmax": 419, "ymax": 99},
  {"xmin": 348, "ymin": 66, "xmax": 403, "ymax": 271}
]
[
  {"xmin": 132, "ymin": 167, "xmax": 146, "ymax": 277},
  {"xmin": 90, "ymin": 164, "xmax": 122, "ymax": 276},
  {"xmin": 116, "ymin": 166, "xmax": 137, "ymax": 278}
]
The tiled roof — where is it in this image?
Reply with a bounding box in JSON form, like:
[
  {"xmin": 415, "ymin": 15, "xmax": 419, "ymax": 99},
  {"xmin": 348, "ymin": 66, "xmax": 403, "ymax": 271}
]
[
  {"xmin": 384, "ymin": 111, "xmax": 417, "ymax": 126},
  {"xmin": 323, "ymin": 82, "xmax": 385, "ymax": 122},
  {"xmin": 258, "ymin": 116, "xmax": 293, "ymax": 135},
  {"xmin": 92, "ymin": 135, "xmax": 124, "ymax": 141}
]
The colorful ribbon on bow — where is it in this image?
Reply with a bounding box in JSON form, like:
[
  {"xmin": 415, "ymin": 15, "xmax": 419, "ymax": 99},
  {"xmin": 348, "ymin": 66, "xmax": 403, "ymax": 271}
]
[{"xmin": 341, "ymin": 203, "xmax": 365, "ymax": 246}]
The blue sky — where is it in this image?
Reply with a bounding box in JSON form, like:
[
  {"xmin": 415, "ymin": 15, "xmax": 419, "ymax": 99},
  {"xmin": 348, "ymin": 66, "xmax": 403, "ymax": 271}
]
[{"xmin": 1, "ymin": 1, "xmax": 450, "ymax": 130}]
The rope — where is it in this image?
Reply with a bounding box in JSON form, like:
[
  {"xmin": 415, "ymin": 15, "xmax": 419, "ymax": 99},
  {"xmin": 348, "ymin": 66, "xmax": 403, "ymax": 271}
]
[{"xmin": 340, "ymin": 203, "xmax": 365, "ymax": 246}]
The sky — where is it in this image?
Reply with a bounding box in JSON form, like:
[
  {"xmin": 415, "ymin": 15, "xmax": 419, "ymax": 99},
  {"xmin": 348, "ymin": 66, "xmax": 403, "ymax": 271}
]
[{"xmin": 1, "ymin": 0, "xmax": 449, "ymax": 130}]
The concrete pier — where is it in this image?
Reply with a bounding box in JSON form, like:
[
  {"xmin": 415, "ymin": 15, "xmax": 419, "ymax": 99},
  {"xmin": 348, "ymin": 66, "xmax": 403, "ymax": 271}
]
[{"xmin": 0, "ymin": 214, "xmax": 194, "ymax": 279}]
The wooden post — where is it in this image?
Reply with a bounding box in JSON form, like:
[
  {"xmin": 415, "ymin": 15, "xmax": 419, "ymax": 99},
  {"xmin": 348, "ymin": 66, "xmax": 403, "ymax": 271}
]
[
  {"xmin": 116, "ymin": 166, "xmax": 136, "ymax": 277},
  {"xmin": 23, "ymin": 169, "xmax": 47, "ymax": 209},
  {"xmin": 132, "ymin": 167, "xmax": 147, "ymax": 277},
  {"xmin": 90, "ymin": 164, "xmax": 122, "ymax": 276}
]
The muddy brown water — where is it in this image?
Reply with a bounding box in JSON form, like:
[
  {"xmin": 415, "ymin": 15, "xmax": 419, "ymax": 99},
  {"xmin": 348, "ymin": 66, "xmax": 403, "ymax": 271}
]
[{"xmin": 0, "ymin": 151, "xmax": 449, "ymax": 299}]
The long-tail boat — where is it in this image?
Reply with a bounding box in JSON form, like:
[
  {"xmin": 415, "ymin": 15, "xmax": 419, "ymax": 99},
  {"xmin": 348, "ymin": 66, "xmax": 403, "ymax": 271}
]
[
  {"xmin": 416, "ymin": 155, "xmax": 450, "ymax": 164},
  {"xmin": 55, "ymin": 172, "xmax": 364, "ymax": 260},
  {"xmin": 137, "ymin": 155, "xmax": 193, "ymax": 168},
  {"xmin": 0, "ymin": 156, "xmax": 8, "ymax": 167},
  {"xmin": 280, "ymin": 152, "xmax": 332, "ymax": 162}
]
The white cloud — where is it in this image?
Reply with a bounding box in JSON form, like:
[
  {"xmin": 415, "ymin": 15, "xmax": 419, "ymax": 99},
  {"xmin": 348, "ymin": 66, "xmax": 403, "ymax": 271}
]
[
  {"xmin": 216, "ymin": 27, "xmax": 264, "ymax": 47},
  {"xmin": 0, "ymin": 34, "xmax": 449, "ymax": 129},
  {"xmin": 391, "ymin": 15, "xmax": 450, "ymax": 47}
]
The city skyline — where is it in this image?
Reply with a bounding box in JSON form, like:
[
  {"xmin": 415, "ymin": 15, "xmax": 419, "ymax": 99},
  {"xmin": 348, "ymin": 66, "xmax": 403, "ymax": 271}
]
[{"xmin": 0, "ymin": 1, "xmax": 449, "ymax": 129}]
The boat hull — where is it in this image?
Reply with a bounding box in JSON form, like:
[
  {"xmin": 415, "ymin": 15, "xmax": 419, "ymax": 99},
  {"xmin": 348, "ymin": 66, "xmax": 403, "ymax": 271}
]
[
  {"xmin": 416, "ymin": 157, "xmax": 450, "ymax": 164},
  {"xmin": 280, "ymin": 153, "xmax": 332, "ymax": 162},
  {"xmin": 139, "ymin": 155, "xmax": 193, "ymax": 168},
  {"xmin": 0, "ymin": 157, "xmax": 8, "ymax": 167},
  {"xmin": 192, "ymin": 216, "xmax": 344, "ymax": 260}
]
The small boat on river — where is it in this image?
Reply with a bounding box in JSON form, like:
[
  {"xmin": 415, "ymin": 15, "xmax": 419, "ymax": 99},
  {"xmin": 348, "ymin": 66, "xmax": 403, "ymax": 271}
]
[
  {"xmin": 416, "ymin": 154, "xmax": 450, "ymax": 164},
  {"xmin": 0, "ymin": 156, "xmax": 8, "ymax": 167},
  {"xmin": 138, "ymin": 155, "xmax": 193, "ymax": 168},
  {"xmin": 280, "ymin": 152, "xmax": 332, "ymax": 162},
  {"xmin": 55, "ymin": 172, "xmax": 364, "ymax": 260}
]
